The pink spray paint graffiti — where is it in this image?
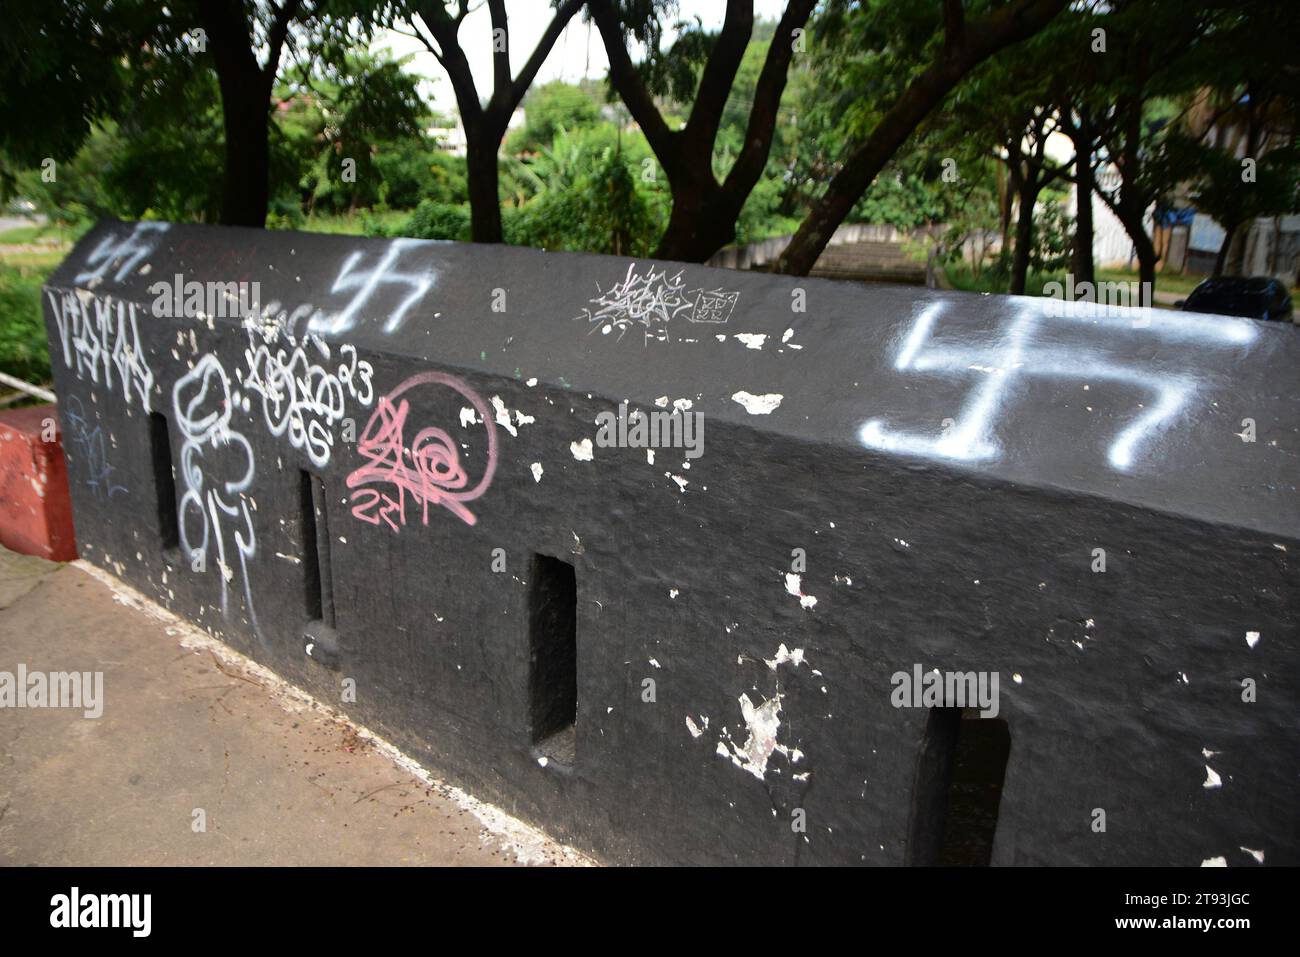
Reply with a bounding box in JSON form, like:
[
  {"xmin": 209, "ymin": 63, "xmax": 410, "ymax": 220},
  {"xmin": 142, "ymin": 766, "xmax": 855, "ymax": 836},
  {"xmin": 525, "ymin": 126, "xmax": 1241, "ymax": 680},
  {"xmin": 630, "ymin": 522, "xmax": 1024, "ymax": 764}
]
[{"xmin": 346, "ymin": 372, "xmax": 498, "ymax": 529}]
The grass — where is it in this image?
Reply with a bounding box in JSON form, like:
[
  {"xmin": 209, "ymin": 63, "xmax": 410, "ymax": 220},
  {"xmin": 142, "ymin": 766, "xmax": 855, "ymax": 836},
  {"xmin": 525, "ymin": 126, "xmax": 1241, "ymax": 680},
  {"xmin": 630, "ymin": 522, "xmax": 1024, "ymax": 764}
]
[
  {"xmin": 1096, "ymin": 268, "xmax": 1203, "ymax": 300},
  {"xmin": 275, "ymin": 209, "xmax": 411, "ymax": 237},
  {"xmin": 1098, "ymin": 267, "xmax": 1300, "ymax": 310},
  {"xmin": 942, "ymin": 263, "xmax": 1068, "ymax": 298},
  {"xmin": 0, "ymin": 217, "xmax": 73, "ymax": 388},
  {"xmin": 0, "ymin": 258, "xmax": 56, "ymax": 388},
  {"xmin": 946, "ymin": 262, "xmax": 1300, "ymax": 311},
  {"xmin": 0, "ymin": 220, "xmax": 92, "ymax": 247}
]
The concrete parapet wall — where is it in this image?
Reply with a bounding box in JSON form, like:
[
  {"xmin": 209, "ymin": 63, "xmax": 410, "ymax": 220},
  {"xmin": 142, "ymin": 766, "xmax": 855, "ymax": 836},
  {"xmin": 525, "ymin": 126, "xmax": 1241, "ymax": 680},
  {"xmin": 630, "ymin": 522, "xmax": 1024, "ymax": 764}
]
[{"xmin": 42, "ymin": 220, "xmax": 1299, "ymax": 865}]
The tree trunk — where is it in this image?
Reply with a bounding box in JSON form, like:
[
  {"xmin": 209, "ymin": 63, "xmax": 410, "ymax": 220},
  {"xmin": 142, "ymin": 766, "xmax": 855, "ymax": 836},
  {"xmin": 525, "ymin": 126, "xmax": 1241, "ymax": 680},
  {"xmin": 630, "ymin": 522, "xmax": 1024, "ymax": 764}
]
[
  {"xmin": 1119, "ymin": 206, "xmax": 1158, "ymax": 291},
  {"xmin": 1070, "ymin": 117, "xmax": 1095, "ymax": 285},
  {"xmin": 465, "ymin": 129, "xmax": 504, "ymax": 244},
  {"xmin": 1213, "ymin": 221, "xmax": 1238, "ymax": 276},
  {"xmin": 653, "ymin": 184, "xmax": 739, "ymax": 263},
  {"xmin": 199, "ymin": 0, "xmax": 302, "ymax": 229},
  {"xmin": 1009, "ymin": 179, "xmax": 1039, "ymax": 295},
  {"xmin": 216, "ymin": 78, "xmax": 271, "ymax": 227},
  {"xmin": 997, "ymin": 162, "xmax": 1012, "ymax": 252},
  {"xmin": 1225, "ymin": 222, "xmax": 1250, "ymax": 275}
]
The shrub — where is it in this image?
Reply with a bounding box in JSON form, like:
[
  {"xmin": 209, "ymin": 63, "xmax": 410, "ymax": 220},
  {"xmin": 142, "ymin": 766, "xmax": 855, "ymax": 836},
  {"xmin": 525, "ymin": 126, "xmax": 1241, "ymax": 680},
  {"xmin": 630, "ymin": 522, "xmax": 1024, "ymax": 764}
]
[{"xmin": 0, "ymin": 262, "xmax": 53, "ymax": 384}]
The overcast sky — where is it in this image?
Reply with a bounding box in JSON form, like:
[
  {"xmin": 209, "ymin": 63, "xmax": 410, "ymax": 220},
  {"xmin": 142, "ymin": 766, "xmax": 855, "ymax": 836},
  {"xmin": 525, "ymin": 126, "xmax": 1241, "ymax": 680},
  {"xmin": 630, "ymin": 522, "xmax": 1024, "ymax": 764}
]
[{"xmin": 374, "ymin": 0, "xmax": 789, "ymax": 114}]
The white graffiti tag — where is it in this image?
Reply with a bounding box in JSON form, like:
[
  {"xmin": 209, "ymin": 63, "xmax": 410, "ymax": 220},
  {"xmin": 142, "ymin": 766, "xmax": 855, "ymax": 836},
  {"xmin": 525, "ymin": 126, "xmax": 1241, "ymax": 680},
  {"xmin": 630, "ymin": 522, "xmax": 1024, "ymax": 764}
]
[
  {"xmin": 577, "ymin": 263, "xmax": 740, "ymax": 343},
  {"xmin": 860, "ymin": 299, "xmax": 1258, "ymax": 472},
  {"xmin": 308, "ymin": 239, "xmax": 436, "ymax": 337},
  {"xmin": 240, "ymin": 316, "xmax": 375, "ymax": 468},
  {"xmin": 74, "ymin": 222, "xmax": 169, "ymax": 284},
  {"xmin": 47, "ymin": 290, "xmax": 155, "ymax": 412},
  {"xmin": 173, "ymin": 354, "xmax": 260, "ymax": 635}
]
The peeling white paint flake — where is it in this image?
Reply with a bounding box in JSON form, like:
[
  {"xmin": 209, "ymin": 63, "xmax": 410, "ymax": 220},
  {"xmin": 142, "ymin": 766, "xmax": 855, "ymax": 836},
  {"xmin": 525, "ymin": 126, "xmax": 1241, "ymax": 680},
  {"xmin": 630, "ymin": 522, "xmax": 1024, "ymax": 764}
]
[
  {"xmin": 570, "ymin": 438, "xmax": 594, "ymax": 461},
  {"xmin": 784, "ymin": 572, "xmax": 817, "ymax": 610},
  {"xmin": 1200, "ymin": 856, "xmax": 1227, "ymax": 867},
  {"xmin": 649, "ymin": 657, "xmax": 661, "ymax": 669},
  {"xmin": 490, "ymin": 396, "xmax": 518, "ymax": 437},
  {"xmin": 1203, "ymin": 765, "xmax": 1222, "ymax": 789},
  {"xmin": 1202, "ymin": 747, "xmax": 1219, "ymax": 759},
  {"xmin": 1245, "ymin": 630, "xmax": 1260, "ymax": 649},
  {"xmin": 1240, "ymin": 846, "xmax": 1265, "ymax": 864},
  {"xmin": 686, "ymin": 716, "xmax": 703, "ymax": 738},
  {"xmin": 764, "ymin": 643, "xmax": 806, "ymax": 670},
  {"xmin": 731, "ymin": 391, "xmax": 783, "ymax": 415},
  {"xmin": 719, "ymin": 692, "xmax": 785, "ymax": 780},
  {"xmin": 646, "ymin": 449, "xmax": 655, "ymax": 465},
  {"xmin": 669, "ymin": 588, "xmax": 679, "ymax": 599},
  {"xmin": 654, "ymin": 396, "xmax": 669, "ymax": 407},
  {"xmin": 672, "ymin": 398, "xmax": 693, "ymax": 412},
  {"xmin": 274, "ymin": 552, "xmax": 303, "ymax": 564},
  {"xmin": 667, "ymin": 473, "xmax": 689, "ymax": 492},
  {"xmin": 459, "ymin": 406, "xmax": 480, "ymax": 428},
  {"xmin": 530, "ymin": 462, "xmax": 544, "ymax": 483},
  {"xmin": 734, "ymin": 333, "xmax": 767, "ymax": 350}
]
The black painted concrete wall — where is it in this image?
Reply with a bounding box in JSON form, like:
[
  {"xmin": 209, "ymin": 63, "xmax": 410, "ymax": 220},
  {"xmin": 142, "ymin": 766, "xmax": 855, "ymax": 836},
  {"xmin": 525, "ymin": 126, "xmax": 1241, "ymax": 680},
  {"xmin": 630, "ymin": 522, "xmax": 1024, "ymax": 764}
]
[{"xmin": 43, "ymin": 220, "xmax": 1299, "ymax": 865}]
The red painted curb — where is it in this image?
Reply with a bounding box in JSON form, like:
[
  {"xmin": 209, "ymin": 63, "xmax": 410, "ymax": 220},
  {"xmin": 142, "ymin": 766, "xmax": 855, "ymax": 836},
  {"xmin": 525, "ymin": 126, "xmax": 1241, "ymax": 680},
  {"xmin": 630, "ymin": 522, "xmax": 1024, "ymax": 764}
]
[{"xmin": 0, "ymin": 403, "xmax": 77, "ymax": 562}]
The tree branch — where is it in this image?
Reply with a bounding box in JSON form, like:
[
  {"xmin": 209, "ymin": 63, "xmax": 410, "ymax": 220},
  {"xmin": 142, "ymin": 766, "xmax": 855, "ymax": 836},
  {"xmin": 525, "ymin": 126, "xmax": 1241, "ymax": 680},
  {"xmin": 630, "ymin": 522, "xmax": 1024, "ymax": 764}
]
[
  {"xmin": 505, "ymin": 0, "xmax": 584, "ymax": 114},
  {"xmin": 682, "ymin": 0, "xmax": 753, "ymax": 162},
  {"xmin": 415, "ymin": 0, "xmax": 482, "ymax": 124},
  {"xmin": 486, "ymin": 0, "xmax": 512, "ymax": 109},
  {"xmin": 942, "ymin": 0, "xmax": 965, "ymax": 56},
  {"xmin": 588, "ymin": 0, "xmax": 677, "ymax": 163},
  {"xmin": 722, "ymin": 0, "xmax": 816, "ymax": 201},
  {"xmin": 263, "ymin": 0, "xmax": 304, "ymax": 85},
  {"xmin": 774, "ymin": 0, "xmax": 1068, "ymax": 275}
]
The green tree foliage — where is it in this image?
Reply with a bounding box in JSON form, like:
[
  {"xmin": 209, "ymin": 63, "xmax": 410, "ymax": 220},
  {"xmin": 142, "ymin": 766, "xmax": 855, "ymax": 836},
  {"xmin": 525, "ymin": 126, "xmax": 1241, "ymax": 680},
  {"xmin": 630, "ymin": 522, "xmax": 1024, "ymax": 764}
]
[
  {"xmin": 0, "ymin": 264, "xmax": 51, "ymax": 384},
  {"xmin": 507, "ymin": 127, "xmax": 660, "ymax": 255},
  {"xmin": 0, "ymin": 1, "xmax": 161, "ymax": 196},
  {"xmin": 507, "ymin": 82, "xmax": 603, "ymax": 155},
  {"xmin": 284, "ymin": 52, "xmax": 429, "ymax": 214}
]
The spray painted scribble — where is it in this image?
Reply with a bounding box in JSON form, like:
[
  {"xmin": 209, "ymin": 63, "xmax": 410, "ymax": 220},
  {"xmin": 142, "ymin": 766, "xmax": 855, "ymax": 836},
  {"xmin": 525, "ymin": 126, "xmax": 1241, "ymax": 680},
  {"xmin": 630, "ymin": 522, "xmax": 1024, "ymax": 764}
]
[
  {"xmin": 47, "ymin": 290, "xmax": 155, "ymax": 412},
  {"xmin": 689, "ymin": 289, "xmax": 740, "ymax": 324},
  {"xmin": 860, "ymin": 299, "xmax": 1259, "ymax": 472},
  {"xmin": 578, "ymin": 263, "xmax": 739, "ymax": 343},
  {"xmin": 240, "ymin": 317, "xmax": 374, "ymax": 468},
  {"xmin": 173, "ymin": 353, "xmax": 260, "ymax": 634},
  {"xmin": 347, "ymin": 372, "xmax": 498, "ymax": 529},
  {"xmin": 308, "ymin": 238, "xmax": 436, "ymax": 337},
  {"xmin": 64, "ymin": 395, "xmax": 127, "ymax": 500},
  {"xmin": 73, "ymin": 222, "xmax": 169, "ymax": 284}
]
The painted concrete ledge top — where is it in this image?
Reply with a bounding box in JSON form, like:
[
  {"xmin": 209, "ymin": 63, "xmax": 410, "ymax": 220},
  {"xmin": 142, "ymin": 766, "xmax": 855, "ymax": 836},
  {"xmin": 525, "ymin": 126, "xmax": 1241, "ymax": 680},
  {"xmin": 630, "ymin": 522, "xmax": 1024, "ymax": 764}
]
[{"xmin": 48, "ymin": 220, "xmax": 1300, "ymax": 539}]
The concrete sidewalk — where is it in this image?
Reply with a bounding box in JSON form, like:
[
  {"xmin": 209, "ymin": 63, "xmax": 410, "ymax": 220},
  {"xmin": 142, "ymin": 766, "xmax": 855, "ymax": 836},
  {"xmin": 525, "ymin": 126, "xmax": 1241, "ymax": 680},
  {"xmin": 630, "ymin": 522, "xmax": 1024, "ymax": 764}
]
[{"xmin": 0, "ymin": 547, "xmax": 584, "ymax": 866}]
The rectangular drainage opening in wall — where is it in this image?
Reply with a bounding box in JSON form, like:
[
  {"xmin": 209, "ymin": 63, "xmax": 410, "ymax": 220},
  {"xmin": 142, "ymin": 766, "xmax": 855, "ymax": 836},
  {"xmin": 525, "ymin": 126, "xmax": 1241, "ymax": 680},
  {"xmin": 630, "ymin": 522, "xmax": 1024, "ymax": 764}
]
[
  {"xmin": 149, "ymin": 412, "xmax": 180, "ymax": 558},
  {"xmin": 299, "ymin": 470, "xmax": 333, "ymax": 625},
  {"xmin": 299, "ymin": 471, "xmax": 343, "ymax": 669},
  {"xmin": 907, "ymin": 708, "xmax": 1010, "ymax": 866},
  {"xmin": 528, "ymin": 553, "xmax": 577, "ymax": 766}
]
